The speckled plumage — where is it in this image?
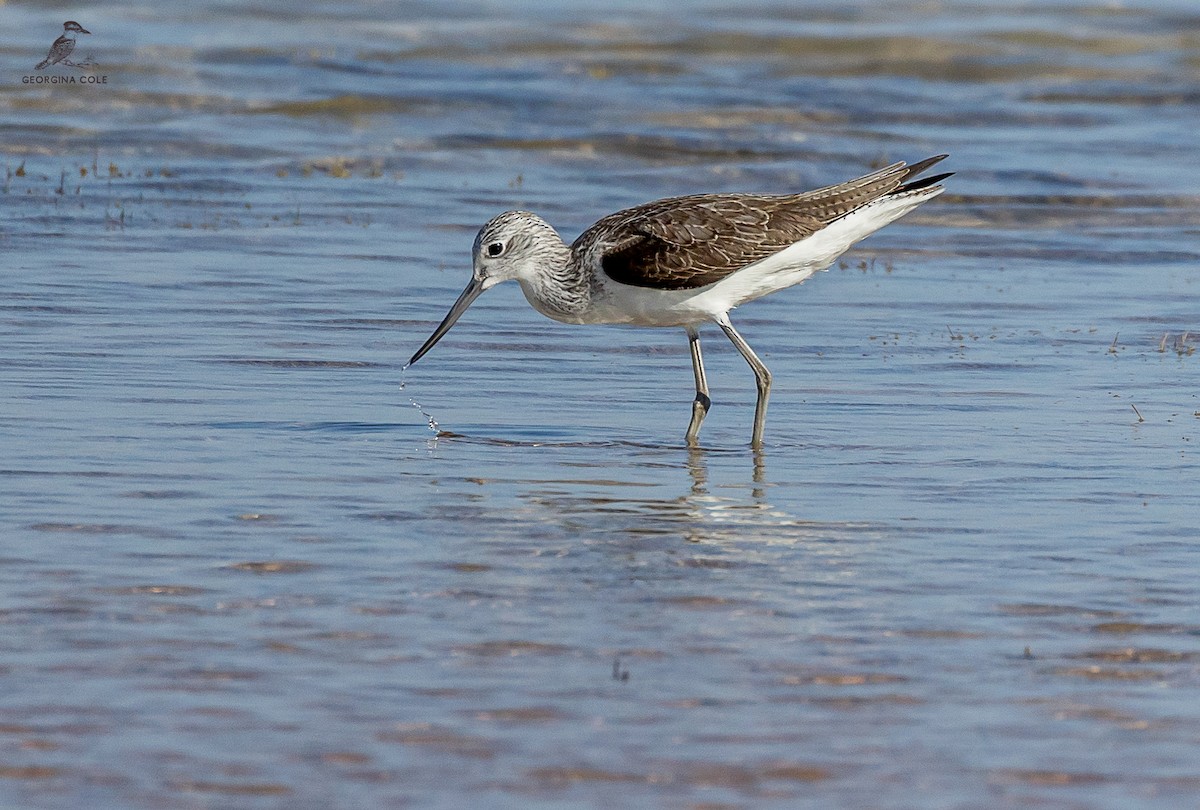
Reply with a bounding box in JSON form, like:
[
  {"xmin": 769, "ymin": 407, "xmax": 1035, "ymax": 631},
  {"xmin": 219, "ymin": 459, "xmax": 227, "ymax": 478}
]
[{"xmin": 583, "ymin": 156, "xmax": 948, "ymax": 291}]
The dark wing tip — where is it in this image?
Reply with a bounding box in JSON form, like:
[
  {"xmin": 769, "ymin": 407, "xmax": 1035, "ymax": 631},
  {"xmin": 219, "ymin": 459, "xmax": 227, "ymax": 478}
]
[
  {"xmin": 893, "ymin": 155, "xmax": 952, "ymax": 194},
  {"xmin": 895, "ymin": 171, "xmax": 954, "ymax": 193}
]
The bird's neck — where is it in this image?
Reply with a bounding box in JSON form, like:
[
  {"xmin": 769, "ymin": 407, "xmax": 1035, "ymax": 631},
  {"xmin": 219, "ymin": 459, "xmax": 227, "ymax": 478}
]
[{"xmin": 519, "ymin": 241, "xmax": 590, "ymax": 320}]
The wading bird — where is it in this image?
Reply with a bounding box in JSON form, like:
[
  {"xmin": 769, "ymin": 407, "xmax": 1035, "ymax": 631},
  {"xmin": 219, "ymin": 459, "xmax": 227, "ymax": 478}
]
[{"xmin": 410, "ymin": 156, "xmax": 951, "ymax": 447}]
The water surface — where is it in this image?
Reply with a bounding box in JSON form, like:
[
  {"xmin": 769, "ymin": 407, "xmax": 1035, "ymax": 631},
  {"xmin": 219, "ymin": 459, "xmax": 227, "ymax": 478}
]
[{"xmin": 2, "ymin": 1, "xmax": 1199, "ymax": 807}]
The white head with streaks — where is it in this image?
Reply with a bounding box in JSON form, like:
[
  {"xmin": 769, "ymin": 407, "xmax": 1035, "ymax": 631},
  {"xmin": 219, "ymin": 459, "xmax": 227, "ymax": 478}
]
[{"xmin": 408, "ymin": 211, "xmax": 573, "ymax": 366}]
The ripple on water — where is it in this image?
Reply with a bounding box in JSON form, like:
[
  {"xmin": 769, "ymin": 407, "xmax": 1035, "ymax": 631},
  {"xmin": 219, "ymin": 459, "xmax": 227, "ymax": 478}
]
[{"xmin": 3, "ymin": 0, "xmax": 1200, "ymax": 808}]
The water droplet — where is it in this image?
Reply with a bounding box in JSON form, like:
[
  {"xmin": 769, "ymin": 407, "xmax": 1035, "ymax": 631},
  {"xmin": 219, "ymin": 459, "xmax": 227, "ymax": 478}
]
[{"xmin": 399, "ymin": 370, "xmax": 439, "ymax": 434}]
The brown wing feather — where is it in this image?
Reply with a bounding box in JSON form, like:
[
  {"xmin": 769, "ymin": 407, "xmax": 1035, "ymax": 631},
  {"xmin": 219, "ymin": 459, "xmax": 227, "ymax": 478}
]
[{"xmin": 583, "ymin": 159, "xmax": 942, "ymax": 291}]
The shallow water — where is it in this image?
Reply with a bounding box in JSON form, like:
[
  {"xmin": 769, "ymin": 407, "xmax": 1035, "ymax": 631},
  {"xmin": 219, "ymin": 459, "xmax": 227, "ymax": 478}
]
[{"xmin": 3, "ymin": 0, "xmax": 1199, "ymax": 807}]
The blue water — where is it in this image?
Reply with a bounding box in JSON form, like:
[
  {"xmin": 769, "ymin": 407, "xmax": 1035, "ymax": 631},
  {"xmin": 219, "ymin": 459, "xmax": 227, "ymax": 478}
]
[{"xmin": 3, "ymin": 1, "xmax": 1199, "ymax": 807}]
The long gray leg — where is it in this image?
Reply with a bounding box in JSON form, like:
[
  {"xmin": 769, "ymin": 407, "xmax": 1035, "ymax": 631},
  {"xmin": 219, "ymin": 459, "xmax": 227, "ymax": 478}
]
[
  {"xmin": 685, "ymin": 326, "xmax": 711, "ymax": 445},
  {"xmin": 717, "ymin": 315, "xmax": 772, "ymax": 447}
]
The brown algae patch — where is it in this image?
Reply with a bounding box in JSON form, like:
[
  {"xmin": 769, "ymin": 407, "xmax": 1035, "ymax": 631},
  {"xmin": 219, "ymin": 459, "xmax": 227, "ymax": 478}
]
[
  {"xmin": 1000, "ymin": 603, "xmax": 1126, "ymax": 619},
  {"xmin": 250, "ymin": 95, "xmax": 418, "ymax": 118},
  {"xmin": 782, "ymin": 672, "xmax": 907, "ymax": 687},
  {"xmin": 658, "ymin": 594, "xmax": 749, "ymax": 610},
  {"xmin": 376, "ymin": 724, "xmax": 499, "ymax": 759},
  {"xmin": 1072, "ymin": 648, "xmax": 1194, "ymax": 663},
  {"xmin": 453, "ymin": 640, "xmax": 573, "ymax": 657},
  {"xmin": 171, "ymin": 780, "xmax": 292, "ymax": 796},
  {"xmin": 1051, "ymin": 666, "xmax": 1167, "ymax": 682},
  {"xmin": 1091, "ymin": 621, "xmax": 1194, "ymax": 635},
  {"xmin": 98, "ymin": 584, "xmax": 210, "ymax": 596},
  {"xmin": 471, "ymin": 706, "xmax": 570, "ymax": 724},
  {"xmin": 444, "ymin": 562, "xmax": 492, "ymax": 573},
  {"xmin": 526, "ymin": 766, "xmax": 647, "ymax": 785},
  {"xmin": 525, "ymin": 760, "xmax": 833, "ymax": 791},
  {"xmin": 224, "ymin": 560, "xmax": 317, "ymax": 574},
  {"xmin": 0, "ymin": 765, "xmax": 64, "ymax": 779},
  {"xmin": 991, "ymin": 768, "xmax": 1110, "ymax": 786},
  {"xmin": 319, "ymin": 752, "xmax": 372, "ymax": 766},
  {"xmin": 807, "ymin": 694, "xmax": 924, "ymax": 709}
]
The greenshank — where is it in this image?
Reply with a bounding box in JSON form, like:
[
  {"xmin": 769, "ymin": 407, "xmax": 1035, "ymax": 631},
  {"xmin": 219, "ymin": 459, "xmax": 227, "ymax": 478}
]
[{"xmin": 409, "ymin": 155, "xmax": 951, "ymax": 447}]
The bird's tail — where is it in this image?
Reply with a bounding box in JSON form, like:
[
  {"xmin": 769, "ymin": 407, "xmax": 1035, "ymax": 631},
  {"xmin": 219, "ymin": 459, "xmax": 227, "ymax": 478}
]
[
  {"xmin": 892, "ymin": 154, "xmax": 953, "ymax": 194},
  {"xmin": 35, "ymin": 58, "xmax": 50, "ymax": 70},
  {"xmin": 800, "ymin": 157, "xmax": 950, "ymax": 270}
]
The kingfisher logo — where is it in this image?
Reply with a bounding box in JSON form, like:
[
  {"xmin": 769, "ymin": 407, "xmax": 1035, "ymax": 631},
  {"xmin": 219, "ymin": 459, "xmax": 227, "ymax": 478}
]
[
  {"xmin": 23, "ymin": 21, "xmax": 106, "ymax": 84},
  {"xmin": 36, "ymin": 21, "xmax": 92, "ymax": 69}
]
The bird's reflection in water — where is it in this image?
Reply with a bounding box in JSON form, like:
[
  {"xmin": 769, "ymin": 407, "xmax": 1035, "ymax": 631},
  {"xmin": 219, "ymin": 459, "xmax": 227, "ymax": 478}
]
[
  {"xmin": 753, "ymin": 448, "xmax": 767, "ymax": 499},
  {"xmin": 674, "ymin": 446, "xmax": 775, "ymax": 544},
  {"xmin": 686, "ymin": 446, "xmax": 709, "ymax": 497},
  {"xmin": 437, "ymin": 433, "xmax": 801, "ymax": 549},
  {"xmin": 685, "ymin": 446, "xmax": 768, "ymax": 502}
]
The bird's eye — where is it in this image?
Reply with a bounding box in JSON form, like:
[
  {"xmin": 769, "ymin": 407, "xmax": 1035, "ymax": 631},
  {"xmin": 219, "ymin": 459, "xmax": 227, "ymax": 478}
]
[{"xmin": 486, "ymin": 241, "xmax": 504, "ymax": 258}]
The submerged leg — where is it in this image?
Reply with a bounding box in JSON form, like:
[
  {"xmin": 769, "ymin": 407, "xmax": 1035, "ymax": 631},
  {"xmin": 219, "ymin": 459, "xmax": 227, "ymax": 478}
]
[
  {"xmin": 685, "ymin": 326, "xmax": 711, "ymax": 445},
  {"xmin": 717, "ymin": 315, "xmax": 772, "ymax": 448}
]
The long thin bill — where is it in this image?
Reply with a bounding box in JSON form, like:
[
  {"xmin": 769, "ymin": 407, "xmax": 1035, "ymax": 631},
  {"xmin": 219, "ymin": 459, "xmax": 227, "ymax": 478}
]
[{"xmin": 408, "ymin": 277, "xmax": 485, "ymax": 366}]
